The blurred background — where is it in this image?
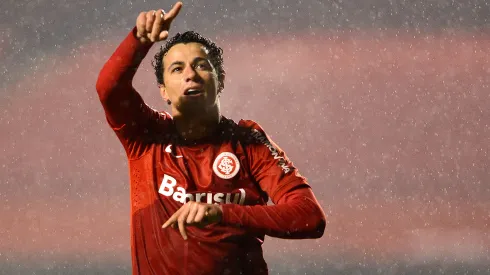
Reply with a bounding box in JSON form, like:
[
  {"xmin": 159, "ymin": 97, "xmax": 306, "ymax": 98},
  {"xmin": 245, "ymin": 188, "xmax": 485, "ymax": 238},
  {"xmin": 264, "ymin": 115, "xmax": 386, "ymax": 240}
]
[{"xmin": 1, "ymin": 0, "xmax": 490, "ymax": 274}]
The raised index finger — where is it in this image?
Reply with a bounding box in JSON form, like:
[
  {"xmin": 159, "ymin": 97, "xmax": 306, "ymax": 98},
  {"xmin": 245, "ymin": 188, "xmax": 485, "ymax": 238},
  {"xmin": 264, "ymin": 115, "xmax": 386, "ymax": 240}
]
[{"xmin": 164, "ymin": 1, "xmax": 183, "ymax": 22}]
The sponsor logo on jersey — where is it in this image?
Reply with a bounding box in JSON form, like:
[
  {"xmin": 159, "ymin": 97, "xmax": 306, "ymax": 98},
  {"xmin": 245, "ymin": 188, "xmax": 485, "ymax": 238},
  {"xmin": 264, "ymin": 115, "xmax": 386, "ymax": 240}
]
[
  {"xmin": 158, "ymin": 174, "xmax": 246, "ymax": 205},
  {"xmin": 212, "ymin": 152, "xmax": 240, "ymax": 179},
  {"xmin": 250, "ymin": 129, "xmax": 291, "ymax": 174}
]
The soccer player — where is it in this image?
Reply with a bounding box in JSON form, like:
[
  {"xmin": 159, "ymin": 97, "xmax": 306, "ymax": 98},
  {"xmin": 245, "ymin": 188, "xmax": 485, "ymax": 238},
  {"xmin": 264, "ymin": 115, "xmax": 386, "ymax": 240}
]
[{"xmin": 95, "ymin": 2, "xmax": 326, "ymax": 274}]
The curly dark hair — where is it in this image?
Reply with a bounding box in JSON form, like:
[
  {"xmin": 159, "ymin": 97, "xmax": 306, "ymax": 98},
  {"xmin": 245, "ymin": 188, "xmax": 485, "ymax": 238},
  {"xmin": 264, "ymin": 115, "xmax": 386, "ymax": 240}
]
[{"xmin": 151, "ymin": 31, "xmax": 225, "ymax": 93}]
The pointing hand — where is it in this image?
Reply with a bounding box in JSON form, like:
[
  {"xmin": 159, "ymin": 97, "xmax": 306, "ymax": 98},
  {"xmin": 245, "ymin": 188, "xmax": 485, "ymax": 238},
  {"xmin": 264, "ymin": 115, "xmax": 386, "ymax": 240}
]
[{"xmin": 135, "ymin": 1, "xmax": 183, "ymax": 44}]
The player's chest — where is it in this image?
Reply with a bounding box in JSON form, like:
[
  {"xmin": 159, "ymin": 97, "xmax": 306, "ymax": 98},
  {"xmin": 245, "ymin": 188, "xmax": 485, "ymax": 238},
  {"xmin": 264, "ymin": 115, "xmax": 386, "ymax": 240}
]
[{"xmin": 155, "ymin": 142, "xmax": 252, "ymax": 193}]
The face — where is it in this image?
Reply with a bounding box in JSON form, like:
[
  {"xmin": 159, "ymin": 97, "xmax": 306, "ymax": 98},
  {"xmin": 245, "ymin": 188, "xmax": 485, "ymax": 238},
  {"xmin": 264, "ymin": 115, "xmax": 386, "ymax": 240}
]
[{"xmin": 160, "ymin": 42, "xmax": 220, "ymax": 115}]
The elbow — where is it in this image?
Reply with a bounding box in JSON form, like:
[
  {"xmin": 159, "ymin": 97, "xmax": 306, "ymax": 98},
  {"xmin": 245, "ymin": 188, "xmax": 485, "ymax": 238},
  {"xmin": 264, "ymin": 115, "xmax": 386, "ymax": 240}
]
[
  {"xmin": 95, "ymin": 74, "xmax": 113, "ymax": 104},
  {"xmin": 311, "ymin": 214, "xmax": 327, "ymax": 238},
  {"xmin": 288, "ymin": 212, "xmax": 325, "ymax": 239},
  {"xmin": 289, "ymin": 204, "xmax": 326, "ymax": 239},
  {"xmin": 307, "ymin": 209, "xmax": 326, "ymax": 239},
  {"xmin": 96, "ymin": 71, "xmax": 132, "ymax": 105},
  {"xmin": 304, "ymin": 197, "xmax": 327, "ymax": 239}
]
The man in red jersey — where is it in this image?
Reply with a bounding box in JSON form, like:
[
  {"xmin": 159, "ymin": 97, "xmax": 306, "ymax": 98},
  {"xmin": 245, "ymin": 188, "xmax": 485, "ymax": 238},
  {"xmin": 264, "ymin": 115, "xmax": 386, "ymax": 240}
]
[{"xmin": 96, "ymin": 2, "xmax": 326, "ymax": 274}]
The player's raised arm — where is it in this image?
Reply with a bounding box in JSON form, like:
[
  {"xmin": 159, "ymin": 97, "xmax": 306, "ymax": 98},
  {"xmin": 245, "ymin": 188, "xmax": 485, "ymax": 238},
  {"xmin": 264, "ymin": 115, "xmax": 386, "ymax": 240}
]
[{"xmin": 95, "ymin": 2, "xmax": 182, "ymax": 131}]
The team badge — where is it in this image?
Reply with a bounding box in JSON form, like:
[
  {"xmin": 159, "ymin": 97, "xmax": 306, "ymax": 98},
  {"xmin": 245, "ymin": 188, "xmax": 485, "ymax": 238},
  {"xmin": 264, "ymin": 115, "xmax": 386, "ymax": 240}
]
[{"xmin": 213, "ymin": 152, "xmax": 240, "ymax": 179}]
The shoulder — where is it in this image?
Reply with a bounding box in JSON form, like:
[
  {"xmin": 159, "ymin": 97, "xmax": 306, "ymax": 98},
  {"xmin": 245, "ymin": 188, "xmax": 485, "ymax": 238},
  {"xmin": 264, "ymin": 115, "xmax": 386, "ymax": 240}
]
[
  {"xmin": 219, "ymin": 117, "xmax": 274, "ymax": 146},
  {"xmin": 235, "ymin": 118, "xmax": 278, "ymax": 152},
  {"xmin": 237, "ymin": 119, "xmax": 263, "ymax": 130},
  {"xmin": 237, "ymin": 119, "xmax": 270, "ymax": 143},
  {"xmin": 150, "ymin": 110, "xmax": 173, "ymax": 131},
  {"xmin": 236, "ymin": 119, "xmax": 293, "ymax": 175},
  {"xmin": 138, "ymin": 110, "xmax": 174, "ymax": 142}
]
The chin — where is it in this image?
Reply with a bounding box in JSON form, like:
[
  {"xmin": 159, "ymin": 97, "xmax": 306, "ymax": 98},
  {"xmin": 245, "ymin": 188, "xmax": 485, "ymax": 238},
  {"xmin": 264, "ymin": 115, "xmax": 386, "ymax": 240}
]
[
  {"xmin": 177, "ymin": 99, "xmax": 218, "ymax": 116},
  {"xmin": 175, "ymin": 100, "xmax": 207, "ymax": 114}
]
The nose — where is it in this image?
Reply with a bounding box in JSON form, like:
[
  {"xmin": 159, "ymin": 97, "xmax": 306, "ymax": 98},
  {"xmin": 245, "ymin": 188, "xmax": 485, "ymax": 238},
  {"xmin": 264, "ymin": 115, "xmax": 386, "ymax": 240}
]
[{"xmin": 183, "ymin": 65, "xmax": 199, "ymax": 82}]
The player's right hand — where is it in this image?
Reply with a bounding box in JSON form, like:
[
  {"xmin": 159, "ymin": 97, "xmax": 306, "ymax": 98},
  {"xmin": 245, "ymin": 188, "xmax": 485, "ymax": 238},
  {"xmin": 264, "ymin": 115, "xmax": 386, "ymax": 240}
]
[
  {"xmin": 135, "ymin": 1, "xmax": 183, "ymax": 44},
  {"xmin": 162, "ymin": 201, "xmax": 223, "ymax": 240}
]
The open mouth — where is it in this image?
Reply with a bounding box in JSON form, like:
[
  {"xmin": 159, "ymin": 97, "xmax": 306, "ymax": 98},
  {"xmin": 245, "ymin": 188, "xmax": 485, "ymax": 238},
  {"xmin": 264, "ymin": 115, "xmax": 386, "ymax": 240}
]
[{"xmin": 184, "ymin": 89, "xmax": 203, "ymax": 96}]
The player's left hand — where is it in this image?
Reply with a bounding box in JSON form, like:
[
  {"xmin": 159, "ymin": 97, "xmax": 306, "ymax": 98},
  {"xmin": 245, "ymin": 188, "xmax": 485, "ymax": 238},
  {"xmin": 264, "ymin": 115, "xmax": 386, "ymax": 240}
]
[{"xmin": 162, "ymin": 201, "xmax": 223, "ymax": 240}]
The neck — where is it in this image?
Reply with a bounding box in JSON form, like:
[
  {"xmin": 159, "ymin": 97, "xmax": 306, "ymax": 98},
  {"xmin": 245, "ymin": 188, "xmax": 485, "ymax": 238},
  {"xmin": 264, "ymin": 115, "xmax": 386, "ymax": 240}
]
[{"xmin": 172, "ymin": 106, "xmax": 221, "ymax": 141}]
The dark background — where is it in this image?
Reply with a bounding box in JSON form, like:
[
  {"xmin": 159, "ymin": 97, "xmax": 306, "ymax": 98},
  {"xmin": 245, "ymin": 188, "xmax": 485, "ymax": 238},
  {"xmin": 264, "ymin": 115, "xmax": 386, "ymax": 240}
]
[{"xmin": 1, "ymin": 0, "xmax": 489, "ymax": 274}]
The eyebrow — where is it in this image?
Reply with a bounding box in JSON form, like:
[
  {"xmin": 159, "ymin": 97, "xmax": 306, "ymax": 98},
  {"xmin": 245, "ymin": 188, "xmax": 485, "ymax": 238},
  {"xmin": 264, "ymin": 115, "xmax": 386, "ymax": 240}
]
[
  {"xmin": 167, "ymin": 61, "xmax": 185, "ymax": 72},
  {"xmin": 167, "ymin": 57, "xmax": 211, "ymax": 72}
]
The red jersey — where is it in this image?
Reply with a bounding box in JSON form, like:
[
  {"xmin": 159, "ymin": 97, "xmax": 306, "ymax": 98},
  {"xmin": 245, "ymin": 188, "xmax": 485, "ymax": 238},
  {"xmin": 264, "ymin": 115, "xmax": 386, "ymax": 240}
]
[{"xmin": 96, "ymin": 28, "xmax": 326, "ymax": 275}]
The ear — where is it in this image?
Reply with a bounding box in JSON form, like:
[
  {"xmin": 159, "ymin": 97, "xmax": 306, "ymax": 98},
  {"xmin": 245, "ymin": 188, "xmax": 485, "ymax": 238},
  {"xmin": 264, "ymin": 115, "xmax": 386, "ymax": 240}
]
[
  {"xmin": 159, "ymin": 84, "xmax": 168, "ymax": 101},
  {"xmin": 218, "ymin": 74, "xmax": 225, "ymax": 94}
]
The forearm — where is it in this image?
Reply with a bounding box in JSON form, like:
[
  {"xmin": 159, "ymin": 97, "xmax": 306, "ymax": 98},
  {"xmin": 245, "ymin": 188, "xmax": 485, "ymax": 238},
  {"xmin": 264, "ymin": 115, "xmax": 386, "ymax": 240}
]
[
  {"xmin": 95, "ymin": 27, "xmax": 153, "ymax": 125},
  {"xmin": 96, "ymin": 27, "xmax": 152, "ymax": 95},
  {"xmin": 220, "ymin": 187, "xmax": 326, "ymax": 239}
]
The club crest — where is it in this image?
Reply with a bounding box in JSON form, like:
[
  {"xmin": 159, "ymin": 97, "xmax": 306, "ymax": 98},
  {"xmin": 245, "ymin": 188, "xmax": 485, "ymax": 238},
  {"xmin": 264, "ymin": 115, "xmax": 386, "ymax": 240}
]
[{"xmin": 213, "ymin": 152, "xmax": 240, "ymax": 179}]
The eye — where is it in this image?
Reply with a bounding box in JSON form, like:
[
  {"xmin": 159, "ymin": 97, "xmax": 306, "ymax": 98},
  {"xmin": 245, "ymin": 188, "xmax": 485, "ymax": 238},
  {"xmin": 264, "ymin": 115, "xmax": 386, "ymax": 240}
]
[
  {"xmin": 196, "ymin": 62, "xmax": 211, "ymax": 70},
  {"xmin": 171, "ymin": 67, "xmax": 182, "ymax": 73}
]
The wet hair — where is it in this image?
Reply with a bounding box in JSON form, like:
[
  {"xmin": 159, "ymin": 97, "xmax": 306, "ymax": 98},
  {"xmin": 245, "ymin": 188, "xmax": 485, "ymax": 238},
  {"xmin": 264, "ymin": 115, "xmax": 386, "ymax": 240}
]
[{"xmin": 151, "ymin": 31, "xmax": 225, "ymax": 93}]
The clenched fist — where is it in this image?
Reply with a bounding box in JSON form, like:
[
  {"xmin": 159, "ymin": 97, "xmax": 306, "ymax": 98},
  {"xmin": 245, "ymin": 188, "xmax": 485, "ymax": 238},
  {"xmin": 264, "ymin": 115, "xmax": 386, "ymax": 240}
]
[{"xmin": 135, "ymin": 1, "xmax": 183, "ymax": 44}]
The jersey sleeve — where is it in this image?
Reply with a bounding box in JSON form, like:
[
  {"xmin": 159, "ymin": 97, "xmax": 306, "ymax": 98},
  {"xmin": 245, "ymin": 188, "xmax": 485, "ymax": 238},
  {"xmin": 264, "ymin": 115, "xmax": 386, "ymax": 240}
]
[
  {"xmin": 220, "ymin": 185, "xmax": 326, "ymax": 239},
  {"xmin": 240, "ymin": 120, "xmax": 309, "ymax": 203},
  {"xmin": 219, "ymin": 120, "xmax": 326, "ymax": 239},
  {"xmin": 95, "ymin": 27, "xmax": 171, "ymax": 159}
]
